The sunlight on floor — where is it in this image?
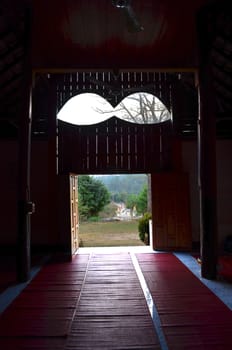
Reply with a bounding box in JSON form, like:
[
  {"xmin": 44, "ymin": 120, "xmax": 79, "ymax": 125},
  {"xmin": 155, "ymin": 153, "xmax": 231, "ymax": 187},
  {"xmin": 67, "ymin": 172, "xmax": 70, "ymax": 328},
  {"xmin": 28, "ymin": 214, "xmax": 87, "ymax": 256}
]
[{"xmin": 78, "ymin": 245, "xmax": 153, "ymax": 254}]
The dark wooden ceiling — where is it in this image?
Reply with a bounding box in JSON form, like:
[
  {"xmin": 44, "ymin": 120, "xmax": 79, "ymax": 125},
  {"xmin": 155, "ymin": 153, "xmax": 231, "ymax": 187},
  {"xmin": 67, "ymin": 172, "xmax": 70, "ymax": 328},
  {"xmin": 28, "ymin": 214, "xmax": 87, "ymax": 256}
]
[
  {"xmin": 32, "ymin": 0, "xmax": 212, "ymax": 70},
  {"xmin": 0, "ymin": 0, "xmax": 231, "ymax": 138}
]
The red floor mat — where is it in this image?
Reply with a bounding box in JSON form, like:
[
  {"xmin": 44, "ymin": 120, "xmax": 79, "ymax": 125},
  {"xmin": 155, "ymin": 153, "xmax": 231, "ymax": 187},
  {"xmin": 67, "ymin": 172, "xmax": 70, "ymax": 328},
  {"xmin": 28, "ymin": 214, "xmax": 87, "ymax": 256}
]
[
  {"xmin": 0, "ymin": 253, "xmax": 160, "ymax": 349},
  {"xmin": 65, "ymin": 253, "xmax": 161, "ymax": 350},
  {"xmin": 0, "ymin": 254, "xmax": 89, "ymax": 346},
  {"xmin": 136, "ymin": 253, "xmax": 232, "ymax": 350}
]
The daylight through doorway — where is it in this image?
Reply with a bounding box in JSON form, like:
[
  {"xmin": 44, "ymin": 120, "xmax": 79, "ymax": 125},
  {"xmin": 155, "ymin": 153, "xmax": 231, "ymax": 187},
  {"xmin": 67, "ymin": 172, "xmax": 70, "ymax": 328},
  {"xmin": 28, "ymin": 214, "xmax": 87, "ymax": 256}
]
[{"xmin": 78, "ymin": 174, "xmax": 151, "ymax": 249}]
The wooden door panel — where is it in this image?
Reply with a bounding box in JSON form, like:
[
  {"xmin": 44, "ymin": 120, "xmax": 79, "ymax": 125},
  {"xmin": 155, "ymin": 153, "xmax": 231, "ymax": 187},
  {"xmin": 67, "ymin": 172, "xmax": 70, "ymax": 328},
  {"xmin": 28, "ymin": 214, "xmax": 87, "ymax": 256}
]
[
  {"xmin": 70, "ymin": 174, "xmax": 79, "ymax": 254},
  {"xmin": 167, "ymin": 214, "xmax": 176, "ymax": 246},
  {"xmin": 155, "ymin": 226, "xmax": 166, "ymax": 247},
  {"xmin": 58, "ymin": 174, "xmax": 79, "ymax": 256},
  {"xmin": 151, "ymin": 172, "xmax": 192, "ymax": 251}
]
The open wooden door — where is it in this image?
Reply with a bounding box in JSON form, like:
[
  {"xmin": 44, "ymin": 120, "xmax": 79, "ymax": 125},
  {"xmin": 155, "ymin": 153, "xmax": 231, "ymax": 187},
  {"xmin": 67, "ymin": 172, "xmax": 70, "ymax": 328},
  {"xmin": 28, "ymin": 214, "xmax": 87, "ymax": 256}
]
[
  {"xmin": 69, "ymin": 174, "xmax": 79, "ymax": 254},
  {"xmin": 151, "ymin": 172, "xmax": 192, "ymax": 251},
  {"xmin": 58, "ymin": 173, "xmax": 79, "ymax": 256}
]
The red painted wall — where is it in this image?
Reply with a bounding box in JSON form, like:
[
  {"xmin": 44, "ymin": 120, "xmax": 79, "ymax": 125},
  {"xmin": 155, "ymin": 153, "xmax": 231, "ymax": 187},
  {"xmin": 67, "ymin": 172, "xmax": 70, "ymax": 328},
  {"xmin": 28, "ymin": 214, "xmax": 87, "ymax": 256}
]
[{"xmin": 0, "ymin": 140, "xmax": 18, "ymax": 244}]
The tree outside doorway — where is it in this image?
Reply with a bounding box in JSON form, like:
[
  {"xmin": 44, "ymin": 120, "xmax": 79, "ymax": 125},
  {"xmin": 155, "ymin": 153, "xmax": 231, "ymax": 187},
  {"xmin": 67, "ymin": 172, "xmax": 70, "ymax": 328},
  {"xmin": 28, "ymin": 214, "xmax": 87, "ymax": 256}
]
[{"xmin": 78, "ymin": 174, "xmax": 149, "ymax": 247}]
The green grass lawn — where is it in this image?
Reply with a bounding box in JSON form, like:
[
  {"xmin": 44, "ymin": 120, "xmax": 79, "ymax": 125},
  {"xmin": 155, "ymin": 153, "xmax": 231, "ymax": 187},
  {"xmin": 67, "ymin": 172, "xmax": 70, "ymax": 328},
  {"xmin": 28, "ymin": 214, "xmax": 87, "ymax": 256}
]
[{"xmin": 79, "ymin": 220, "xmax": 145, "ymax": 247}]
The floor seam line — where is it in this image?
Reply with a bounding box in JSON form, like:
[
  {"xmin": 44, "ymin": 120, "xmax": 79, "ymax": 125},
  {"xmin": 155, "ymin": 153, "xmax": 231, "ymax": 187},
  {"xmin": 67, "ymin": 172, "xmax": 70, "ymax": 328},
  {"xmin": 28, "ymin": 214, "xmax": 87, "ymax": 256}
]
[
  {"xmin": 130, "ymin": 252, "xmax": 169, "ymax": 350},
  {"xmin": 64, "ymin": 253, "xmax": 92, "ymax": 344}
]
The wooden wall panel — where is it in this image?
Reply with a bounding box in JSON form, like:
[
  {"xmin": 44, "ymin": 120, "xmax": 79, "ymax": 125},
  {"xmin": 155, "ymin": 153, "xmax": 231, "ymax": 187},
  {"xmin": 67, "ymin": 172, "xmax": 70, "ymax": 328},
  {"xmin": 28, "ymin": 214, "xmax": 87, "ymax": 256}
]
[
  {"xmin": 151, "ymin": 172, "xmax": 192, "ymax": 251},
  {"xmin": 58, "ymin": 117, "xmax": 172, "ymax": 174}
]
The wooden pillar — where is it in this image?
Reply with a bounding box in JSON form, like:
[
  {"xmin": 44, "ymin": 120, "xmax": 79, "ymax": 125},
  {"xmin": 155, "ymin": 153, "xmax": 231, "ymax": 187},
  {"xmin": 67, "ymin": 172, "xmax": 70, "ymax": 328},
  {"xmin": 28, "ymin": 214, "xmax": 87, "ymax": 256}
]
[
  {"xmin": 197, "ymin": 9, "xmax": 218, "ymax": 279},
  {"xmin": 17, "ymin": 8, "xmax": 33, "ymax": 282},
  {"xmin": 47, "ymin": 75, "xmax": 58, "ymax": 241},
  {"xmin": 48, "ymin": 75, "xmax": 58, "ymax": 165}
]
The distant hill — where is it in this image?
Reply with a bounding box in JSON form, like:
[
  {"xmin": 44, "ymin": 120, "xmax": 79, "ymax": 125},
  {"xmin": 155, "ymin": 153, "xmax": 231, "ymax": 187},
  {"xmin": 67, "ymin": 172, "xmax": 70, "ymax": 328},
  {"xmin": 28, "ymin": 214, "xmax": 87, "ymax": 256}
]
[{"xmin": 94, "ymin": 174, "xmax": 147, "ymax": 195}]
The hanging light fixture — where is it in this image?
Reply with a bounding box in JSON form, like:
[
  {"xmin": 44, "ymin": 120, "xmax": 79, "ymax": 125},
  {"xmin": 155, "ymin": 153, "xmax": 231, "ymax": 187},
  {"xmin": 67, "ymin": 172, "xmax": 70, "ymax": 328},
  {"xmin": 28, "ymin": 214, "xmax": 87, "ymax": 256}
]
[{"xmin": 112, "ymin": 0, "xmax": 144, "ymax": 33}]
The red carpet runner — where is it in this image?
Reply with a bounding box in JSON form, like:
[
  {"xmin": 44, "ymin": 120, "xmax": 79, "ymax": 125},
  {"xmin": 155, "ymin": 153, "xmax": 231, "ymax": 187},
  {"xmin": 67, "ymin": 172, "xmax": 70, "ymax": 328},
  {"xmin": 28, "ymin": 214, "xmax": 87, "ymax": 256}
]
[
  {"xmin": 0, "ymin": 253, "xmax": 160, "ymax": 349},
  {"xmin": 65, "ymin": 252, "xmax": 160, "ymax": 349},
  {"xmin": 136, "ymin": 253, "xmax": 232, "ymax": 350}
]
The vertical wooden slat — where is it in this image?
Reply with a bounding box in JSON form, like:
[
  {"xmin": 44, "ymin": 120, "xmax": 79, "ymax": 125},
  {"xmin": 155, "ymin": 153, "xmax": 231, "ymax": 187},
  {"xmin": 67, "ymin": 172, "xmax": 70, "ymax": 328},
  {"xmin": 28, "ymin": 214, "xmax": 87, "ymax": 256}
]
[
  {"xmin": 56, "ymin": 71, "xmax": 174, "ymax": 114},
  {"xmin": 58, "ymin": 118, "xmax": 172, "ymax": 175},
  {"xmin": 95, "ymin": 126, "xmax": 99, "ymax": 169},
  {"xmin": 114, "ymin": 119, "xmax": 119, "ymax": 169},
  {"xmin": 136, "ymin": 126, "xmax": 145, "ymax": 171},
  {"xmin": 58, "ymin": 75, "xmax": 64, "ymax": 112},
  {"xmin": 134, "ymin": 126, "xmax": 138, "ymax": 171},
  {"xmin": 73, "ymin": 126, "xmax": 80, "ymax": 172},
  {"xmin": 78, "ymin": 128, "xmax": 88, "ymax": 172},
  {"xmin": 150, "ymin": 126, "xmax": 160, "ymax": 172},
  {"xmin": 129, "ymin": 124, "xmax": 136, "ymax": 170},
  {"xmin": 71, "ymin": 73, "xmax": 76, "ymax": 95},
  {"xmin": 69, "ymin": 125, "xmax": 75, "ymax": 172},
  {"xmin": 160, "ymin": 72, "xmax": 166, "ymax": 103},
  {"xmin": 97, "ymin": 122, "xmax": 107, "ymax": 171},
  {"xmin": 162, "ymin": 121, "xmax": 172, "ymax": 170},
  {"xmin": 123, "ymin": 125, "xmax": 129, "ymax": 170},
  {"xmin": 88, "ymin": 125, "xmax": 97, "ymax": 171},
  {"xmin": 107, "ymin": 117, "xmax": 116, "ymax": 168},
  {"xmin": 94, "ymin": 72, "xmax": 99, "ymax": 93},
  {"xmin": 117, "ymin": 119, "xmax": 124, "ymax": 171},
  {"xmin": 63, "ymin": 124, "xmax": 72, "ymax": 172},
  {"xmin": 61, "ymin": 123, "xmax": 68, "ymax": 173},
  {"xmin": 143, "ymin": 124, "xmax": 152, "ymax": 171},
  {"xmin": 77, "ymin": 71, "xmax": 83, "ymax": 93}
]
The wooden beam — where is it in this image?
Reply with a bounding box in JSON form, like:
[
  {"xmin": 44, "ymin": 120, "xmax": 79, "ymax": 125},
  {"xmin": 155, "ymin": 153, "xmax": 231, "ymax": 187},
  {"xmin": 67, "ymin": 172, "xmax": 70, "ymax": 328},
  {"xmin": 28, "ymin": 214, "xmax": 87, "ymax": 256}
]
[
  {"xmin": 197, "ymin": 7, "xmax": 218, "ymax": 280},
  {"xmin": 47, "ymin": 75, "xmax": 58, "ymax": 238},
  {"xmin": 17, "ymin": 7, "xmax": 33, "ymax": 282}
]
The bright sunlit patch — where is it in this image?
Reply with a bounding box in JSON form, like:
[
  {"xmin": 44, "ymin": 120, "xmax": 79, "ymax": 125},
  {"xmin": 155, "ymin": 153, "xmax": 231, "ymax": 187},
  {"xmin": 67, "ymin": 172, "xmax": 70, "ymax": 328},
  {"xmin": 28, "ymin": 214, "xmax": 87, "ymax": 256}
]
[
  {"xmin": 57, "ymin": 93, "xmax": 112, "ymax": 125},
  {"xmin": 57, "ymin": 92, "xmax": 171, "ymax": 125}
]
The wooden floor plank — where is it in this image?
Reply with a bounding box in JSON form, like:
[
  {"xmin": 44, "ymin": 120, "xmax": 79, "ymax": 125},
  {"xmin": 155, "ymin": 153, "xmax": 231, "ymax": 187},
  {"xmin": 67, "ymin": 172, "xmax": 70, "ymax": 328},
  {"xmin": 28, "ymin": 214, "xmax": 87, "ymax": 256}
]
[{"xmin": 65, "ymin": 253, "xmax": 161, "ymax": 349}]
